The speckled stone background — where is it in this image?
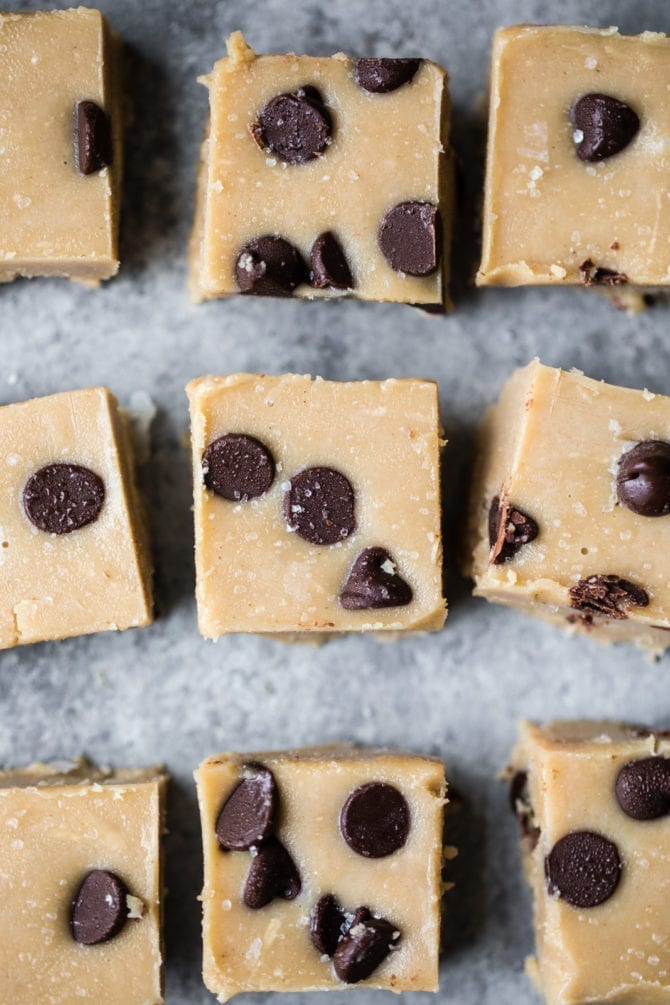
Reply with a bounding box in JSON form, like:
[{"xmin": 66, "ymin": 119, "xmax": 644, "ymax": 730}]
[{"xmin": 2, "ymin": 0, "xmax": 670, "ymax": 1002}]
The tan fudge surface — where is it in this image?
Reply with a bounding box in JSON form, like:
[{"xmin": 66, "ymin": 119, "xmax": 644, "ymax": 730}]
[
  {"xmin": 510, "ymin": 720, "xmax": 670, "ymax": 1005},
  {"xmin": 187, "ymin": 373, "xmax": 445, "ymax": 636},
  {"xmin": 190, "ymin": 31, "xmax": 452, "ymax": 305},
  {"xmin": 0, "ymin": 759, "xmax": 167, "ymax": 1005},
  {"xmin": 478, "ymin": 25, "xmax": 670, "ymax": 287},
  {"xmin": 0, "ymin": 7, "xmax": 122, "ymax": 283},
  {"xmin": 467, "ymin": 359, "xmax": 670, "ymax": 652},
  {"xmin": 0, "ymin": 387, "xmax": 152, "ymax": 648},
  {"xmin": 195, "ymin": 745, "xmax": 447, "ymax": 1001}
]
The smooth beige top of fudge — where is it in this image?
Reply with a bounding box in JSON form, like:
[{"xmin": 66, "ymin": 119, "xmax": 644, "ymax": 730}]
[
  {"xmin": 195, "ymin": 745, "xmax": 446, "ymax": 1000},
  {"xmin": 190, "ymin": 31, "xmax": 449, "ymax": 304},
  {"xmin": 478, "ymin": 25, "xmax": 670, "ymax": 286},
  {"xmin": 468, "ymin": 359, "xmax": 670, "ymax": 632},
  {"xmin": 187, "ymin": 373, "xmax": 445, "ymax": 636},
  {"xmin": 0, "ymin": 387, "xmax": 152, "ymax": 648},
  {"xmin": 0, "ymin": 8, "xmax": 121, "ymax": 281},
  {"xmin": 512, "ymin": 720, "xmax": 670, "ymax": 1004},
  {"xmin": 0, "ymin": 758, "xmax": 166, "ymax": 1005}
]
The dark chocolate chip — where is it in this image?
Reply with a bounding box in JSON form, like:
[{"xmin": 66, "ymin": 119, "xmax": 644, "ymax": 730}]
[
  {"xmin": 615, "ymin": 757, "xmax": 670, "ymax": 820},
  {"xmin": 333, "ymin": 909, "xmax": 400, "ymax": 983},
  {"xmin": 508, "ymin": 770, "xmax": 540, "ymax": 849},
  {"xmin": 75, "ymin": 100, "xmax": 113, "ymax": 175},
  {"xmin": 284, "ymin": 466, "xmax": 355, "ymax": 545},
  {"xmin": 252, "ymin": 87, "xmax": 331, "ymax": 164},
  {"xmin": 23, "ymin": 463, "xmax": 105, "ymax": 535},
  {"xmin": 488, "ymin": 495, "xmax": 539, "ymax": 564},
  {"xmin": 203, "ymin": 434, "xmax": 275, "ymax": 502},
  {"xmin": 571, "ymin": 93, "xmax": 640, "ymax": 162},
  {"xmin": 569, "ymin": 575, "xmax": 649, "ymax": 620},
  {"xmin": 545, "ymin": 831, "xmax": 622, "ymax": 908},
  {"xmin": 579, "ymin": 258, "xmax": 628, "ymax": 287},
  {"xmin": 70, "ymin": 869, "xmax": 129, "ymax": 945},
  {"xmin": 354, "ymin": 58, "xmax": 421, "ymax": 93},
  {"xmin": 310, "ymin": 894, "xmax": 346, "ymax": 956},
  {"xmin": 378, "ymin": 201, "xmax": 440, "ymax": 277},
  {"xmin": 340, "ymin": 547, "xmax": 412, "ymax": 610},
  {"xmin": 235, "ymin": 235, "xmax": 308, "ymax": 296},
  {"xmin": 215, "ymin": 764, "xmax": 278, "ymax": 850},
  {"xmin": 340, "ymin": 782, "xmax": 410, "ymax": 857},
  {"xmin": 617, "ymin": 441, "xmax": 670, "ymax": 517},
  {"xmin": 243, "ymin": 836, "xmax": 301, "ymax": 909},
  {"xmin": 310, "ymin": 232, "xmax": 354, "ymax": 290}
]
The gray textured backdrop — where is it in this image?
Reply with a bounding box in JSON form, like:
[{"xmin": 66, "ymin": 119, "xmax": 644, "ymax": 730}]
[{"xmin": 2, "ymin": 1, "xmax": 670, "ymax": 1002}]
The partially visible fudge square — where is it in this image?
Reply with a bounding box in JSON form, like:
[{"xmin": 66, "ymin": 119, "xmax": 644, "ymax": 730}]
[
  {"xmin": 189, "ymin": 31, "xmax": 453, "ymax": 307},
  {"xmin": 467, "ymin": 359, "xmax": 670, "ymax": 652},
  {"xmin": 187, "ymin": 373, "xmax": 446, "ymax": 637},
  {"xmin": 0, "ymin": 8, "xmax": 123, "ymax": 284},
  {"xmin": 0, "ymin": 387, "xmax": 152, "ymax": 648},
  {"xmin": 0, "ymin": 758, "xmax": 167, "ymax": 1005},
  {"xmin": 477, "ymin": 25, "xmax": 670, "ymax": 288},
  {"xmin": 195, "ymin": 745, "xmax": 447, "ymax": 1001},
  {"xmin": 508, "ymin": 720, "xmax": 670, "ymax": 1005}
]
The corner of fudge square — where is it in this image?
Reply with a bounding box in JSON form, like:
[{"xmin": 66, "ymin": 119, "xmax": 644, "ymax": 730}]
[
  {"xmin": 187, "ymin": 372, "xmax": 446, "ymax": 637},
  {"xmin": 507, "ymin": 720, "xmax": 670, "ymax": 1005},
  {"xmin": 188, "ymin": 31, "xmax": 454, "ymax": 308},
  {"xmin": 195, "ymin": 745, "xmax": 448, "ymax": 1000},
  {"xmin": 466, "ymin": 358, "xmax": 670, "ymax": 654},
  {"xmin": 477, "ymin": 24, "xmax": 670, "ymax": 290}
]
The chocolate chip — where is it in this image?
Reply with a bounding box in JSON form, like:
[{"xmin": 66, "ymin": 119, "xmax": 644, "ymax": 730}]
[
  {"xmin": 378, "ymin": 201, "xmax": 440, "ymax": 276},
  {"xmin": 243, "ymin": 837, "xmax": 301, "ymax": 909},
  {"xmin": 340, "ymin": 547, "xmax": 412, "ymax": 610},
  {"xmin": 333, "ymin": 909, "xmax": 400, "ymax": 983},
  {"xmin": 70, "ymin": 869, "xmax": 129, "ymax": 945},
  {"xmin": 340, "ymin": 782, "xmax": 410, "ymax": 857},
  {"xmin": 203, "ymin": 434, "xmax": 275, "ymax": 502},
  {"xmin": 235, "ymin": 236, "xmax": 308, "ymax": 296},
  {"xmin": 284, "ymin": 467, "xmax": 355, "ymax": 545},
  {"xmin": 571, "ymin": 93, "xmax": 640, "ymax": 162},
  {"xmin": 545, "ymin": 831, "xmax": 622, "ymax": 908},
  {"xmin": 354, "ymin": 58, "xmax": 421, "ymax": 93},
  {"xmin": 579, "ymin": 258, "xmax": 628, "ymax": 287},
  {"xmin": 75, "ymin": 100, "xmax": 113, "ymax": 175},
  {"xmin": 310, "ymin": 232, "xmax": 354, "ymax": 290},
  {"xmin": 251, "ymin": 87, "xmax": 331, "ymax": 164},
  {"xmin": 488, "ymin": 495, "xmax": 539, "ymax": 564},
  {"xmin": 617, "ymin": 441, "xmax": 670, "ymax": 517},
  {"xmin": 23, "ymin": 463, "xmax": 105, "ymax": 535},
  {"xmin": 615, "ymin": 757, "xmax": 670, "ymax": 820},
  {"xmin": 215, "ymin": 764, "xmax": 278, "ymax": 851},
  {"xmin": 310, "ymin": 894, "xmax": 346, "ymax": 956},
  {"xmin": 569, "ymin": 575, "xmax": 649, "ymax": 620},
  {"xmin": 508, "ymin": 770, "xmax": 540, "ymax": 849}
]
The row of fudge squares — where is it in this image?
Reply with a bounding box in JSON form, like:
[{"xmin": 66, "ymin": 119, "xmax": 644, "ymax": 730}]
[
  {"xmin": 3, "ymin": 362, "xmax": 670, "ymax": 652},
  {"xmin": 5, "ymin": 722, "xmax": 670, "ymax": 1005},
  {"xmin": 5, "ymin": 9, "xmax": 670, "ymax": 305}
]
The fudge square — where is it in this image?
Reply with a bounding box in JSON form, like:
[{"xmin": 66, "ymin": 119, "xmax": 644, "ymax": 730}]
[
  {"xmin": 508, "ymin": 720, "xmax": 670, "ymax": 1005},
  {"xmin": 187, "ymin": 373, "xmax": 445, "ymax": 636},
  {"xmin": 478, "ymin": 25, "xmax": 670, "ymax": 288},
  {"xmin": 189, "ymin": 31, "xmax": 453, "ymax": 307},
  {"xmin": 0, "ymin": 8, "xmax": 123, "ymax": 284},
  {"xmin": 0, "ymin": 758, "xmax": 167, "ymax": 1005},
  {"xmin": 0, "ymin": 387, "xmax": 152, "ymax": 648},
  {"xmin": 467, "ymin": 359, "xmax": 670, "ymax": 652},
  {"xmin": 195, "ymin": 745, "xmax": 447, "ymax": 1000}
]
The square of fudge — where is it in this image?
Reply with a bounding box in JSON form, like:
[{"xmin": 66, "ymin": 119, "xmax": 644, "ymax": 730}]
[
  {"xmin": 0, "ymin": 758, "xmax": 167, "ymax": 1005},
  {"xmin": 508, "ymin": 720, "xmax": 670, "ymax": 1005},
  {"xmin": 187, "ymin": 373, "xmax": 446, "ymax": 636},
  {"xmin": 478, "ymin": 25, "xmax": 670, "ymax": 288},
  {"xmin": 0, "ymin": 386, "xmax": 152, "ymax": 648},
  {"xmin": 467, "ymin": 359, "xmax": 670, "ymax": 652},
  {"xmin": 195, "ymin": 745, "xmax": 447, "ymax": 1001},
  {"xmin": 189, "ymin": 31, "xmax": 453, "ymax": 307},
  {"xmin": 0, "ymin": 8, "xmax": 123, "ymax": 284}
]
